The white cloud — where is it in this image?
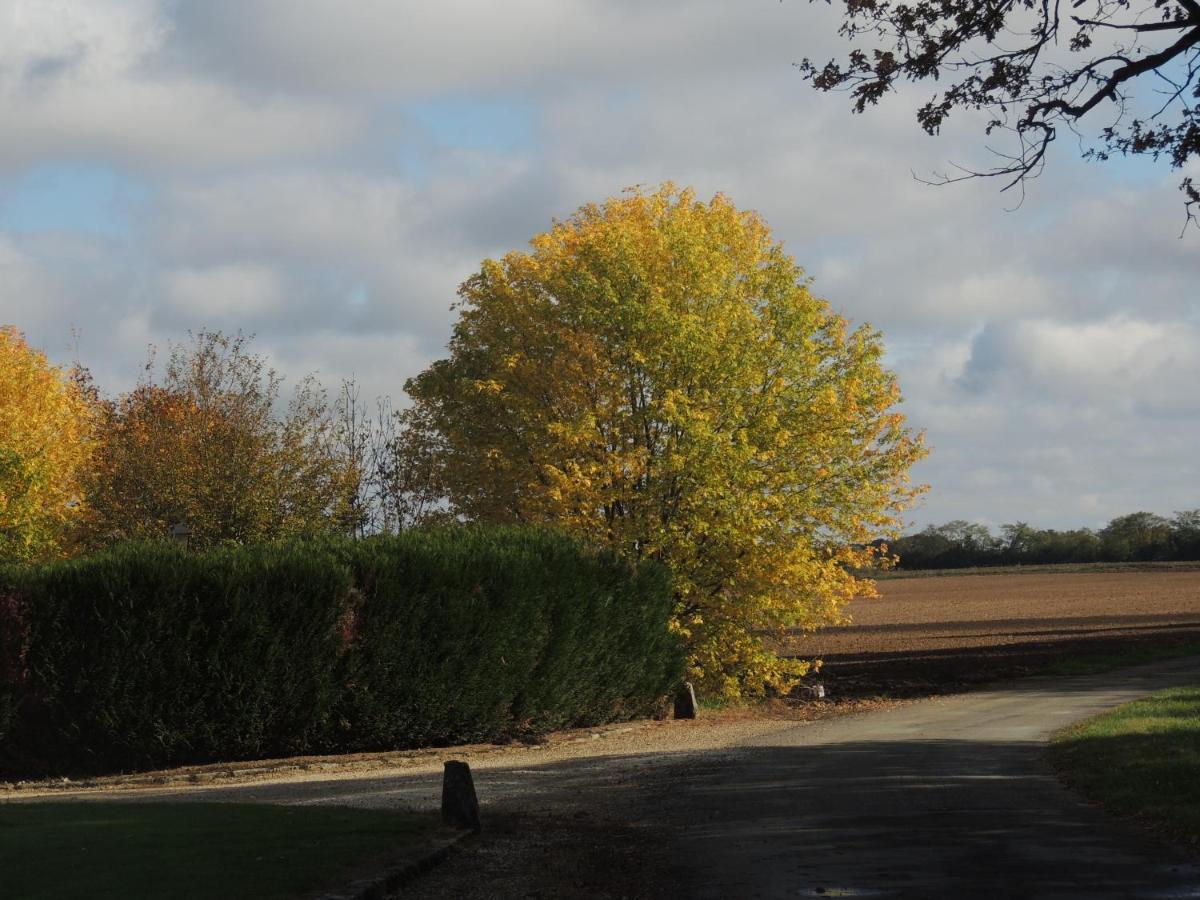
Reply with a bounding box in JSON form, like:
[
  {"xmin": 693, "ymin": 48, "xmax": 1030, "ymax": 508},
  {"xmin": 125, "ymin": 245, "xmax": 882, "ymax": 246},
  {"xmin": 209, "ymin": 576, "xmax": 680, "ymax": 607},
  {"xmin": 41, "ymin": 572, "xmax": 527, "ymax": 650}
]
[
  {"xmin": 960, "ymin": 317, "xmax": 1200, "ymax": 414},
  {"xmin": 164, "ymin": 264, "xmax": 285, "ymax": 320},
  {"xmin": 259, "ymin": 329, "xmax": 437, "ymax": 413}
]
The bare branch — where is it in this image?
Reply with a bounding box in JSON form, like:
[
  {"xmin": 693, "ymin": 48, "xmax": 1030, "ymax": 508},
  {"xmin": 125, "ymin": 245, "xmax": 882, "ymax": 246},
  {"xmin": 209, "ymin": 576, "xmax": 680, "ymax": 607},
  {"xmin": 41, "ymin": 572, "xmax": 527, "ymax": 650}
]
[
  {"xmin": 1071, "ymin": 16, "xmax": 1196, "ymax": 30},
  {"xmin": 1028, "ymin": 25, "xmax": 1200, "ymax": 120}
]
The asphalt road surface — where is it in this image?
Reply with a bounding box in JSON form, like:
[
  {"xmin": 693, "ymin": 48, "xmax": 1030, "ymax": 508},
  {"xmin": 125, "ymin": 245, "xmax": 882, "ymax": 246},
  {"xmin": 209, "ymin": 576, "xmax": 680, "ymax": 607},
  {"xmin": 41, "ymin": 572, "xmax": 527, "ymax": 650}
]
[
  {"xmin": 650, "ymin": 655, "xmax": 1200, "ymax": 899},
  {"xmin": 22, "ymin": 656, "xmax": 1200, "ymax": 898}
]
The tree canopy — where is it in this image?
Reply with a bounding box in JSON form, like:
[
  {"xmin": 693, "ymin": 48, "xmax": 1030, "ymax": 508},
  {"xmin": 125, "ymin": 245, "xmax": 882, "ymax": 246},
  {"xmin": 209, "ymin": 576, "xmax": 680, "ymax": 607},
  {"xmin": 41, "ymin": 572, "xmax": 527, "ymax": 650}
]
[
  {"xmin": 407, "ymin": 185, "xmax": 926, "ymax": 696},
  {"xmin": 81, "ymin": 331, "xmax": 357, "ymax": 550},
  {"xmin": 0, "ymin": 327, "xmax": 95, "ymax": 563},
  {"xmin": 799, "ymin": 0, "xmax": 1200, "ymax": 221}
]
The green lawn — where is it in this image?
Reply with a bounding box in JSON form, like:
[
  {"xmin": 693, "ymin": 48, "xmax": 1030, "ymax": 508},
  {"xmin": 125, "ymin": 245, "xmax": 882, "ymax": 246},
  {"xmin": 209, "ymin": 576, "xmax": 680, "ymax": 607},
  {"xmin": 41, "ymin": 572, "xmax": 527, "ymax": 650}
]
[
  {"xmin": 1051, "ymin": 685, "xmax": 1200, "ymax": 846},
  {"xmin": 0, "ymin": 801, "xmax": 436, "ymax": 900},
  {"xmin": 1038, "ymin": 643, "xmax": 1200, "ymax": 677}
]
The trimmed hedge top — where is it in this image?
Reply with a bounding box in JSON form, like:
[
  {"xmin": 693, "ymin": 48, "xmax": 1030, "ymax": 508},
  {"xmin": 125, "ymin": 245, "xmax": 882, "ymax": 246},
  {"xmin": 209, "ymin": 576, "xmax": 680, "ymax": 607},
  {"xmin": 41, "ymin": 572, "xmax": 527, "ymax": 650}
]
[{"xmin": 0, "ymin": 528, "xmax": 682, "ymax": 778}]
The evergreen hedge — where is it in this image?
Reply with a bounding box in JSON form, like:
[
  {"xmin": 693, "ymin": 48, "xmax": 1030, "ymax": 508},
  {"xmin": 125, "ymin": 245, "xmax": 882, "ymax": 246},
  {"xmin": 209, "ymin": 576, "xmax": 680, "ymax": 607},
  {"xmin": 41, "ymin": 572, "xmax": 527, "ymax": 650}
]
[{"xmin": 0, "ymin": 528, "xmax": 682, "ymax": 778}]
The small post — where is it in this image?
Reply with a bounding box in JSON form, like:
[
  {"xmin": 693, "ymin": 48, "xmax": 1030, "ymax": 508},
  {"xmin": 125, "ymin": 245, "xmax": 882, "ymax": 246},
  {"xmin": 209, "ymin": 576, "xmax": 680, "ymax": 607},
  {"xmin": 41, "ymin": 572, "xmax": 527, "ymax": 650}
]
[
  {"xmin": 673, "ymin": 681, "xmax": 698, "ymax": 719},
  {"xmin": 170, "ymin": 521, "xmax": 191, "ymax": 550},
  {"xmin": 441, "ymin": 760, "xmax": 481, "ymax": 832}
]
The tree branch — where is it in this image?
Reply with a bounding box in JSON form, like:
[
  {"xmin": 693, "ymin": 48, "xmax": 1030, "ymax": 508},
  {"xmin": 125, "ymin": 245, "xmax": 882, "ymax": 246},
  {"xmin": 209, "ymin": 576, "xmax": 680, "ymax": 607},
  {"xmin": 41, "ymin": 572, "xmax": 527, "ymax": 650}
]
[
  {"xmin": 1027, "ymin": 25, "xmax": 1200, "ymax": 121},
  {"xmin": 1071, "ymin": 15, "xmax": 1196, "ymax": 30}
]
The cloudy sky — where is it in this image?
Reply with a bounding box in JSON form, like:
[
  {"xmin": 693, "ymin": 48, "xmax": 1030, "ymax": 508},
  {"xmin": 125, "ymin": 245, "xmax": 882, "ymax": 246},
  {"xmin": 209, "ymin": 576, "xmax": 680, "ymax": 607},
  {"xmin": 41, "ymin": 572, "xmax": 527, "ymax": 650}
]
[{"xmin": 1, "ymin": 0, "xmax": 1197, "ymax": 531}]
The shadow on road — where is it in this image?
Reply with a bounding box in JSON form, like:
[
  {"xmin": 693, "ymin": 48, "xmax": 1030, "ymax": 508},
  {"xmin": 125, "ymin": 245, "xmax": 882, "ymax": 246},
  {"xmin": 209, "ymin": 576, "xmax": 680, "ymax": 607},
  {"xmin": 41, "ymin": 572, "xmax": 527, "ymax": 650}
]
[
  {"xmin": 806, "ymin": 626, "xmax": 1200, "ymax": 699},
  {"xmin": 646, "ymin": 737, "xmax": 1199, "ymax": 899},
  {"xmin": 98, "ymin": 731, "xmax": 1196, "ymax": 898}
]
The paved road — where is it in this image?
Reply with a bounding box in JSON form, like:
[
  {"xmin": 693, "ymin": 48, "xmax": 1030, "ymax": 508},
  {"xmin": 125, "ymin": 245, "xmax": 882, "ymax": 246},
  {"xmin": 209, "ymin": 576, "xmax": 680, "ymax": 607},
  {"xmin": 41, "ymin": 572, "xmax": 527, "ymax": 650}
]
[
  {"xmin": 23, "ymin": 656, "xmax": 1200, "ymax": 898},
  {"xmin": 650, "ymin": 656, "xmax": 1200, "ymax": 899}
]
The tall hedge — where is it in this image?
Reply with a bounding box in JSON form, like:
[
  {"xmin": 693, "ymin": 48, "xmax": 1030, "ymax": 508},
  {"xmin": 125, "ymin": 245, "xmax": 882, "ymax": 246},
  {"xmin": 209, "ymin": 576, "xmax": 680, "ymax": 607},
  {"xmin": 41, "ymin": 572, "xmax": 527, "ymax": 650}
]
[{"xmin": 0, "ymin": 528, "xmax": 682, "ymax": 778}]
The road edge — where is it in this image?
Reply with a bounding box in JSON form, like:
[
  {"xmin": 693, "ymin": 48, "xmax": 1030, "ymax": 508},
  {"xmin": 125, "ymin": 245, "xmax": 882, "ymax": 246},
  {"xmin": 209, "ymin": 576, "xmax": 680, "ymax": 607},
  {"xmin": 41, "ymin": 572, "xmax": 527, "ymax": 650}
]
[{"xmin": 313, "ymin": 830, "xmax": 475, "ymax": 900}]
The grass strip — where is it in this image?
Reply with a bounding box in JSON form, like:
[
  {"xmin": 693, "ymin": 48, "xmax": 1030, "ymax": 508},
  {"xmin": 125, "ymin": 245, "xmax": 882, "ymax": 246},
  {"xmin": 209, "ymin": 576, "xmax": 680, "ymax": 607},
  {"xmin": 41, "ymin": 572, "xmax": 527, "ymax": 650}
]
[
  {"xmin": 0, "ymin": 801, "xmax": 435, "ymax": 900},
  {"xmin": 1038, "ymin": 643, "xmax": 1200, "ymax": 677},
  {"xmin": 1050, "ymin": 685, "xmax": 1200, "ymax": 847}
]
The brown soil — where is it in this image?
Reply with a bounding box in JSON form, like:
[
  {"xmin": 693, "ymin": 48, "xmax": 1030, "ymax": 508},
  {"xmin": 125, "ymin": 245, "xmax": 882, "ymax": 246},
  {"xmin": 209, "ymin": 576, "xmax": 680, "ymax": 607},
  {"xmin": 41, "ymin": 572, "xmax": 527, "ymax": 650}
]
[{"xmin": 787, "ymin": 569, "xmax": 1200, "ymax": 697}]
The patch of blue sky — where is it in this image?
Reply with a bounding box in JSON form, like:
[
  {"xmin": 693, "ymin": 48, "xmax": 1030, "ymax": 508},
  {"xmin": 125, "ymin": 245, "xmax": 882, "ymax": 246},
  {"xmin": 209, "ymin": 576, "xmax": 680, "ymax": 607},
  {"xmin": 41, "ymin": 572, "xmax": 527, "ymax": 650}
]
[
  {"xmin": 1077, "ymin": 144, "xmax": 1169, "ymax": 186},
  {"xmin": 1070, "ymin": 57, "xmax": 1196, "ymax": 186},
  {"xmin": 801, "ymin": 236, "xmax": 864, "ymax": 265},
  {"xmin": 0, "ymin": 162, "xmax": 147, "ymax": 239},
  {"xmin": 406, "ymin": 95, "xmax": 538, "ymax": 154},
  {"xmin": 394, "ymin": 144, "xmax": 432, "ymax": 184},
  {"xmin": 304, "ymin": 267, "xmax": 376, "ymax": 321},
  {"xmin": 391, "ymin": 94, "xmax": 539, "ymax": 184}
]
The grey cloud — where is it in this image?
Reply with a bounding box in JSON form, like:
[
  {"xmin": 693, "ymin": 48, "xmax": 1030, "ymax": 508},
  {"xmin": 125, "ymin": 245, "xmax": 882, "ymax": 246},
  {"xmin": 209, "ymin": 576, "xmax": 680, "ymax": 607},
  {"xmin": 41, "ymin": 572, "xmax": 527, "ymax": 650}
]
[
  {"xmin": 166, "ymin": 0, "xmax": 846, "ymax": 97},
  {"xmin": 0, "ymin": 0, "xmax": 359, "ymax": 173}
]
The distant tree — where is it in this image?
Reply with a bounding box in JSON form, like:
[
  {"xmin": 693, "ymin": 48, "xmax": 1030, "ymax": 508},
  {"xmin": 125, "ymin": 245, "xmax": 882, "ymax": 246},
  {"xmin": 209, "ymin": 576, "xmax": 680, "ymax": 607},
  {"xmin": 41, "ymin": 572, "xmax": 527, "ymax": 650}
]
[
  {"xmin": 939, "ymin": 520, "xmax": 1000, "ymax": 554},
  {"xmin": 1030, "ymin": 528, "xmax": 1103, "ymax": 564},
  {"xmin": 0, "ymin": 327, "xmax": 95, "ymax": 563},
  {"xmin": 407, "ymin": 184, "xmax": 926, "ymax": 696},
  {"xmin": 82, "ymin": 331, "xmax": 356, "ymax": 550},
  {"xmin": 330, "ymin": 381, "xmax": 451, "ymax": 536},
  {"xmin": 799, "ymin": 0, "xmax": 1200, "ymax": 223},
  {"xmin": 1100, "ymin": 511, "xmax": 1173, "ymax": 560},
  {"xmin": 896, "ymin": 519, "xmax": 1109, "ymax": 567},
  {"xmin": 1000, "ymin": 521, "xmax": 1037, "ymax": 562},
  {"xmin": 369, "ymin": 404, "xmax": 451, "ymax": 533},
  {"xmin": 893, "ymin": 520, "xmax": 1001, "ymax": 567},
  {"xmin": 1171, "ymin": 509, "xmax": 1200, "ymax": 558},
  {"xmin": 332, "ymin": 379, "xmax": 376, "ymax": 538},
  {"xmin": 890, "ymin": 526, "xmax": 956, "ymax": 568}
]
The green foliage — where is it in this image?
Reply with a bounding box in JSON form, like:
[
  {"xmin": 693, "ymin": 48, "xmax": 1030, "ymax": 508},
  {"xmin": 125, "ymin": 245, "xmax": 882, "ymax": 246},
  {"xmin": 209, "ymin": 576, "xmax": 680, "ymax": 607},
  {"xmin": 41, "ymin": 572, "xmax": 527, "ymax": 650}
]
[
  {"xmin": 1, "ymin": 542, "xmax": 352, "ymax": 775},
  {"xmin": 1099, "ymin": 512, "xmax": 1173, "ymax": 562},
  {"xmin": 337, "ymin": 529, "xmax": 680, "ymax": 745},
  {"xmin": 0, "ymin": 529, "xmax": 681, "ymax": 777}
]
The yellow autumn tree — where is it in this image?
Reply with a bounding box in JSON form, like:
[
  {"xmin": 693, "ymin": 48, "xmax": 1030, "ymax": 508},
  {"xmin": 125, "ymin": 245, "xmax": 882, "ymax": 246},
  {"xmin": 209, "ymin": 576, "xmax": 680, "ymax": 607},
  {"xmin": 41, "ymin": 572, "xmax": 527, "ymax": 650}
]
[
  {"xmin": 407, "ymin": 185, "xmax": 926, "ymax": 696},
  {"xmin": 0, "ymin": 327, "xmax": 95, "ymax": 563}
]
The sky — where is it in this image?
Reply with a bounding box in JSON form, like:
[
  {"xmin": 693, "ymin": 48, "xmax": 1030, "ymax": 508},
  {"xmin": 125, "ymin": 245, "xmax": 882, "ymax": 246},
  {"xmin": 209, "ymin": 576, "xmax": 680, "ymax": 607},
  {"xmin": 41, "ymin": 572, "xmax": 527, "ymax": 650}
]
[{"xmin": 1, "ymin": 0, "xmax": 1197, "ymax": 532}]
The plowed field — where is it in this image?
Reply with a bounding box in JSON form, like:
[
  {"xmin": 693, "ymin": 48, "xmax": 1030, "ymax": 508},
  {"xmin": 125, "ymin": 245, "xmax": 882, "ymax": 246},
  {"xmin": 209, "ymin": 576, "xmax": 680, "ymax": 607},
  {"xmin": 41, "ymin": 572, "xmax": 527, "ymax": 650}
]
[{"xmin": 787, "ymin": 568, "xmax": 1200, "ymax": 697}]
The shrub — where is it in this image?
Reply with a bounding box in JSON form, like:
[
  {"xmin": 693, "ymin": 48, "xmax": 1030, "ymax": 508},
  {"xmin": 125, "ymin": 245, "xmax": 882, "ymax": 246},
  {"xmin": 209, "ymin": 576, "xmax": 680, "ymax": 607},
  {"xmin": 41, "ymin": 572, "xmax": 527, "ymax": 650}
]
[
  {"xmin": 1, "ymin": 542, "xmax": 352, "ymax": 775},
  {"xmin": 0, "ymin": 529, "xmax": 680, "ymax": 778},
  {"xmin": 336, "ymin": 530, "xmax": 681, "ymax": 747}
]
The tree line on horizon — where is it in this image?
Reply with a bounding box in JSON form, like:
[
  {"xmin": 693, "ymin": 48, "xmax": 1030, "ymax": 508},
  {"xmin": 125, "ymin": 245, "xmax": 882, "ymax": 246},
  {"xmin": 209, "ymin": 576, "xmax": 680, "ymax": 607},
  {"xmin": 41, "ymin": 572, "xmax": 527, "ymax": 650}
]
[{"xmin": 891, "ymin": 513, "xmax": 1200, "ymax": 570}]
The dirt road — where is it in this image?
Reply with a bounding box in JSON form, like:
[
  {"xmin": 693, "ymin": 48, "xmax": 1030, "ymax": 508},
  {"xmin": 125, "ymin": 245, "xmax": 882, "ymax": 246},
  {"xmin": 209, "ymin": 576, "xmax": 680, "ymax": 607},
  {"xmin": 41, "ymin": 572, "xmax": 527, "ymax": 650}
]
[{"xmin": 19, "ymin": 655, "xmax": 1200, "ymax": 898}]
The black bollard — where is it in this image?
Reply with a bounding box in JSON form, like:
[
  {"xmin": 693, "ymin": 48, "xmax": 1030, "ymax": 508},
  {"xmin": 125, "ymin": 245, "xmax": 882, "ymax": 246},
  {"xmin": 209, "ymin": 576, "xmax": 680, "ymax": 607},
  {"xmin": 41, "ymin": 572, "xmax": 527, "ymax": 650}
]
[{"xmin": 441, "ymin": 760, "xmax": 481, "ymax": 832}]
